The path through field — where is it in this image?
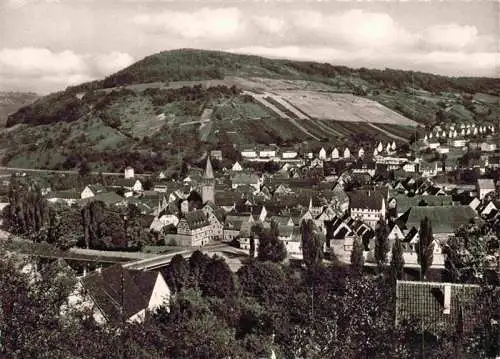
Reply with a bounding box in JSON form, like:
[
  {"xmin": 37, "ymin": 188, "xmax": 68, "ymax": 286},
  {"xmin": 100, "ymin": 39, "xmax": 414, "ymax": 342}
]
[
  {"xmin": 199, "ymin": 108, "xmax": 213, "ymax": 141},
  {"xmin": 367, "ymin": 123, "xmax": 409, "ymax": 143}
]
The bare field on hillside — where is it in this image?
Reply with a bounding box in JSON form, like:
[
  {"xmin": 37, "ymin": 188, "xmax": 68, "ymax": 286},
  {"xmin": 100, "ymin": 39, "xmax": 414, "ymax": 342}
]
[{"xmin": 275, "ymin": 91, "xmax": 419, "ymax": 127}]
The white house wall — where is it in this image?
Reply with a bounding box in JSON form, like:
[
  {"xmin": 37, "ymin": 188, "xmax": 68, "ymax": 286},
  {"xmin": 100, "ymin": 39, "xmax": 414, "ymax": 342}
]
[{"xmin": 148, "ymin": 274, "xmax": 171, "ymax": 313}]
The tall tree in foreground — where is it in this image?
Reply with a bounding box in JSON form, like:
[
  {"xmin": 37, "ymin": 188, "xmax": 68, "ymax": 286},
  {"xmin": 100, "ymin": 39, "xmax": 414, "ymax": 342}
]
[
  {"xmin": 301, "ymin": 219, "xmax": 324, "ymax": 269},
  {"xmin": 164, "ymin": 254, "xmax": 190, "ymax": 293},
  {"xmin": 257, "ymin": 222, "xmax": 287, "ymax": 262},
  {"xmin": 417, "ymin": 216, "xmax": 434, "ymax": 280},
  {"xmin": 249, "ymin": 232, "xmax": 256, "ymax": 259},
  {"xmin": 443, "ymin": 224, "xmax": 495, "ymax": 284},
  {"xmin": 350, "ymin": 236, "xmax": 364, "ymax": 276},
  {"xmin": 375, "ymin": 218, "xmax": 390, "ymax": 271},
  {"xmin": 390, "ymin": 236, "xmax": 405, "ymax": 282}
]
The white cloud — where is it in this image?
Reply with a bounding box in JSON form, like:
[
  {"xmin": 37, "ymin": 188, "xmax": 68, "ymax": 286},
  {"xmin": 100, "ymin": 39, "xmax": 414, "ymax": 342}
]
[
  {"xmin": 1, "ymin": 0, "xmax": 62, "ymax": 10},
  {"xmin": 420, "ymin": 23, "xmax": 479, "ymax": 51},
  {"xmin": 0, "ymin": 47, "xmax": 134, "ymax": 94},
  {"xmin": 289, "ymin": 9, "xmax": 417, "ymax": 49},
  {"xmin": 133, "ymin": 7, "xmax": 245, "ymax": 40},
  {"xmin": 92, "ymin": 51, "xmax": 134, "ymax": 74},
  {"xmin": 252, "ymin": 16, "xmax": 286, "ymax": 35},
  {"xmin": 0, "ymin": 48, "xmax": 89, "ymax": 76}
]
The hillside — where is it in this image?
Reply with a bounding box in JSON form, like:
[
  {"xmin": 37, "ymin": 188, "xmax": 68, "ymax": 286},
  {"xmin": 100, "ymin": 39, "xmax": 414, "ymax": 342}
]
[
  {"xmin": 0, "ymin": 92, "xmax": 39, "ymax": 127},
  {"xmin": 2, "ymin": 49, "xmax": 499, "ymax": 173}
]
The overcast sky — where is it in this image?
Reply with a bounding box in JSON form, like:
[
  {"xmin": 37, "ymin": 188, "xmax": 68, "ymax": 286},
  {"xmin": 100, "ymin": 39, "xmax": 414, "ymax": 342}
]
[{"xmin": 0, "ymin": 0, "xmax": 498, "ymax": 94}]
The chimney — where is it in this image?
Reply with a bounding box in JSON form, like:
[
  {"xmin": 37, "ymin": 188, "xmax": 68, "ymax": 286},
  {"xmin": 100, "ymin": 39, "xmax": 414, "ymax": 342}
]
[{"xmin": 443, "ymin": 284, "xmax": 451, "ymax": 315}]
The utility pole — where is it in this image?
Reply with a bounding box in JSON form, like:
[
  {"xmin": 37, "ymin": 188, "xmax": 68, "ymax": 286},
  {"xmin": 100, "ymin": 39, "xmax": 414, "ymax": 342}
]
[{"xmin": 118, "ymin": 266, "xmax": 125, "ymax": 359}]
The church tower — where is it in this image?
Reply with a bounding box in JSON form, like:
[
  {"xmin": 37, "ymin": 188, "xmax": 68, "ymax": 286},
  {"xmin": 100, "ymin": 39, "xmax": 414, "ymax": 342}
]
[{"xmin": 201, "ymin": 156, "xmax": 215, "ymax": 204}]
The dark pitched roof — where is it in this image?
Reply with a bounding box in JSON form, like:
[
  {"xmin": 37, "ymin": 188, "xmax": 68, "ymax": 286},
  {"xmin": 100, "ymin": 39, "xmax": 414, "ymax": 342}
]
[
  {"xmin": 183, "ymin": 210, "xmax": 210, "ymax": 229},
  {"xmin": 112, "ymin": 178, "xmax": 141, "ymax": 188},
  {"xmin": 403, "ymin": 227, "xmax": 418, "ymax": 243},
  {"xmin": 224, "ymin": 215, "xmax": 248, "ymax": 230},
  {"xmin": 393, "ymin": 194, "xmax": 453, "ymax": 214},
  {"xmin": 81, "ymin": 265, "xmax": 159, "ymax": 324},
  {"xmin": 396, "ymin": 280, "xmax": 482, "ymax": 334},
  {"xmin": 128, "ymin": 270, "xmax": 158, "ymax": 298},
  {"xmin": 397, "ymin": 206, "xmax": 477, "ymax": 234},
  {"xmin": 348, "ymin": 188, "xmax": 386, "ymax": 210},
  {"xmin": 214, "ymin": 190, "xmax": 241, "ymax": 206}
]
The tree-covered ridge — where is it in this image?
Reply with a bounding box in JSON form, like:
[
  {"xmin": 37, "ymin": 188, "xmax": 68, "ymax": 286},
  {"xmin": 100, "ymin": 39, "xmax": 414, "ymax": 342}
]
[
  {"xmin": 8, "ymin": 49, "xmax": 499, "ymax": 128},
  {"xmin": 101, "ymin": 49, "xmax": 500, "ymax": 93}
]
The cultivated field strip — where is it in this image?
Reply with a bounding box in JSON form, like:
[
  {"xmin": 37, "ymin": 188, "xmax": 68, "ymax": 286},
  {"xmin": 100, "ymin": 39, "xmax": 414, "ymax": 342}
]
[
  {"xmin": 276, "ymin": 91, "xmax": 419, "ymax": 126},
  {"xmin": 243, "ymin": 91, "xmax": 321, "ymax": 141},
  {"xmin": 266, "ymin": 93, "xmax": 310, "ymax": 120}
]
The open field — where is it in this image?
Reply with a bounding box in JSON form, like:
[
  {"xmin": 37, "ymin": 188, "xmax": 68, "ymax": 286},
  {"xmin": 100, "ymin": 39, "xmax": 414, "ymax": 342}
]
[
  {"xmin": 275, "ymin": 91, "xmax": 419, "ymax": 126},
  {"xmin": 244, "ymin": 91, "xmax": 322, "ymax": 141}
]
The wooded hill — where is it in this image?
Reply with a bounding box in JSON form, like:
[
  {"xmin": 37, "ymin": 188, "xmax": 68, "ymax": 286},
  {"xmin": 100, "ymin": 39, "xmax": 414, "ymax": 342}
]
[{"xmin": 3, "ymin": 49, "xmax": 499, "ymax": 172}]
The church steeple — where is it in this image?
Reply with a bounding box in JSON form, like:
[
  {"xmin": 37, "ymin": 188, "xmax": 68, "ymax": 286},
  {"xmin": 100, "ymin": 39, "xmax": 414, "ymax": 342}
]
[
  {"xmin": 202, "ymin": 156, "xmax": 215, "ymax": 204},
  {"xmin": 204, "ymin": 156, "xmax": 214, "ymax": 179}
]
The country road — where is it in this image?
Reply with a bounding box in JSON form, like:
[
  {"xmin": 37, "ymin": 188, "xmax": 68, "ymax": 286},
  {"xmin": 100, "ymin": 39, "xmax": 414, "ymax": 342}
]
[
  {"xmin": 0, "ymin": 166, "xmax": 153, "ymax": 177},
  {"xmin": 367, "ymin": 123, "xmax": 409, "ymax": 143}
]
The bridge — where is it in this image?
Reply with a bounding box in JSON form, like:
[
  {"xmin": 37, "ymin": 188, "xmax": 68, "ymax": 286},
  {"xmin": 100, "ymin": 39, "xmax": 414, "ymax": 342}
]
[
  {"xmin": 122, "ymin": 243, "xmax": 247, "ymax": 271},
  {"xmin": 0, "ymin": 233, "xmax": 248, "ymax": 272}
]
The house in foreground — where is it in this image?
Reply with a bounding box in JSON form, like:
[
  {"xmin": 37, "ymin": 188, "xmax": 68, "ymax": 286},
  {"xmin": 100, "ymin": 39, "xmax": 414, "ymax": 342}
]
[
  {"xmin": 63, "ymin": 264, "xmax": 170, "ymax": 326},
  {"xmin": 395, "ymin": 280, "xmax": 482, "ymax": 334}
]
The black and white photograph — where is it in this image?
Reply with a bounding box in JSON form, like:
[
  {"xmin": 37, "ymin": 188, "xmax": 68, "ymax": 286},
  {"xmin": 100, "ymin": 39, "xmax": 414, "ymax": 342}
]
[{"xmin": 0, "ymin": 0, "xmax": 498, "ymax": 357}]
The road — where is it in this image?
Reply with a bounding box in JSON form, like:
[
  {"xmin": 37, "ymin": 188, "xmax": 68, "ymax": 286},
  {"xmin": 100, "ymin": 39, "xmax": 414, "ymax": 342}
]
[
  {"xmin": 367, "ymin": 123, "xmax": 409, "ymax": 143},
  {"xmin": 0, "ymin": 166, "xmax": 152, "ymax": 177}
]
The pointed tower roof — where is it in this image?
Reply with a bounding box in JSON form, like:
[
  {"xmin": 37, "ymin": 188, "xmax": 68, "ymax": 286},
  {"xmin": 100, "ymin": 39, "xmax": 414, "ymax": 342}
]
[{"xmin": 204, "ymin": 157, "xmax": 214, "ymax": 179}]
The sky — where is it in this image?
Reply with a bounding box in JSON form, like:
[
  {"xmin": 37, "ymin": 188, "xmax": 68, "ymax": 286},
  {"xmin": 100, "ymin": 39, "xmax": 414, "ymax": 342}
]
[{"xmin": 0, "ymin": 0, "xmax": 498, "ymax": 94}]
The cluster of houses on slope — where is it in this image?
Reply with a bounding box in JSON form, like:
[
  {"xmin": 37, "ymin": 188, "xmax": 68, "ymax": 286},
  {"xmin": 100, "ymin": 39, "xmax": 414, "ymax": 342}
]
[
  {"xmin": 422, "ymin": 123, "xmax": 496, "ymax": 147},
  {"xmin": 239, "ymin": 141, "xmax": 400, "ymax": 162},
  {"xmin": 418, "ymin": 123, "xmax": 497, "ymax": 159}
]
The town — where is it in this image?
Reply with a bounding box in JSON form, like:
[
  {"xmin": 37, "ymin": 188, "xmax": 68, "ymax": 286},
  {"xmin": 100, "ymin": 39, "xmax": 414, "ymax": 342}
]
[
  {"xmin": 1, "ymin": 0, "xmax": 499, "ymax": 355},
  {"xmin": 0, "ymin": 117, "xmax": 498, "ymax": 357}
]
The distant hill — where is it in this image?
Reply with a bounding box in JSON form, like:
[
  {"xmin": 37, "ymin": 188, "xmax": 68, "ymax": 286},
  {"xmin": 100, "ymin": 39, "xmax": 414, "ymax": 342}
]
[
  {"xmin": 2, "ymin": 49, "xmax": 499, "ymax": 173},
  {"xmin": 0, "ymin": 92, "xmax": 38, "ymax": 127}
]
